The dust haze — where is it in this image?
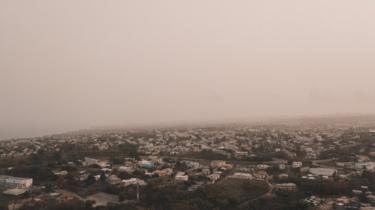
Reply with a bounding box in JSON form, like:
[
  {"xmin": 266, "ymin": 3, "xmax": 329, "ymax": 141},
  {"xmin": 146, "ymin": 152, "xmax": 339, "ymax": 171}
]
[{"xmin": 1, "ymin": 0, "xmax": 375, "ymax": 139}]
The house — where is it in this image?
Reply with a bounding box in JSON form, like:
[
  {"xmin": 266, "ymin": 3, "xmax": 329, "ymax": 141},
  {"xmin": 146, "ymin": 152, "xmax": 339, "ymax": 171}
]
[
  {"xmin": 0, "ymin": 175, "xmax": 33, "ymax": 190},
  {"xmin": 229, "ymin": 173, "xmax": 253, "ymax": 180},
  {"xmin": 53, "ymin": 170, "xmax": 68, "ymax": 176},
  {"xmin": 86, "ymin": 192, "xmax": 119, "ymax": 207},
  {"xmin": 292, "ymin": 161, "xmax": 303, "ymax": 169},
  {"xmin": 153, "ymin": 168, "xmax": 173, "ymax": 177},
  {"xmin": 210, "ymin": 160, "xmax": 227, "ymax": 168},
  {"xmin": 278, "ymin": 173, "xmax": 289, "ymax": 179},
  {"xmin": 274, "ymin": 183, "xmax": 297, "ymax": 192},
  {"xmin": 355, "ymin": 162, "xmax": 375, "ymax": 171},
  {"xmin": 210, "ymin": 161, "xmax": 233, "ymax": 170},
  {"xmin": 257, "ymin": 164, "xmax": 270, "ymax": 170},
  {"xmin": 234, "ymin": 151, "xmax": 248, "ymax": 159},
  {"xmin": 122, "ymin": 178, "xmax": 146, "ymax": 187},
  {"xmin": 118, "ymin": 166, "xmax": 135, "ymax": 174},
  {"xmin": 108, "ymin": 175, "xmax": 121, "ymax": 185},
  {"xmin": 207, "ymin": 173, "xmax": 220, "ymax": 183},
  {"xmin": 138, "ymin": 160, "xmax": 155, "ymax": 169},
  {"xmin": 83, "ymin": 157, "xmax": 109, "ymax": 168},
  {"xmin": 175, "ymin": 172, "xmax": 189, "ymax": 181},
  {"xmin": 300, "ymin": 167, "xmax": 310, "ymax": 173},
  {"xmin": 356, "ymin": 155, "xmax": 370, "ymax": 162},
  {"xmin": 309, "ymin": 168, "xmax": 337, "ymax": 177},
  {"xmin": 253, "ymin": 171, "xmax": 269, "ymax": 180},
  {"xmin": 183, "ymin": 161, "xmax": 200, "ymax": 169},
  {"xmin": 3, "ymin": 188, "xmax": 28, "ymax": 196}
]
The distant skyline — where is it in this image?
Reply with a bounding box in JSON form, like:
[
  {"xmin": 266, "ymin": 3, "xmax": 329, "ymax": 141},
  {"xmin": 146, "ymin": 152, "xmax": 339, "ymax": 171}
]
[{"xmin": 1, "ymin": 0, "xmax": 375, "ymax": 139}]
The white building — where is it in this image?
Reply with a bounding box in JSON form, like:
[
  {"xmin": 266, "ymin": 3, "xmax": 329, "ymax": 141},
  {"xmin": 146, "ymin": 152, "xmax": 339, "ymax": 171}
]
[
  {"xmin": 175, "ymin": 172, "xmax": 189, "ymax": 181},
  {"xmin": 257, "ymin": 164, "xmax": 270, "ymax": 170},
  {"xmin": 292, "ymin": 161, "xmax": 303, "ymax": 168},
  {"xmin": 207, "ymin": 173, "xmax": 221, "ymax": 183},
  {"xmin": 83, "ymin": 157, "xmax": 109, "ymax": 168},
  {"xmin": 309, "ymin": 168, "xmax": 337, "ymax": 177},
  {"xmin": 0, "ymin": 175, "xmax": 33, "ymax": 190},
  {"xmin": 118, "ymin": 166, "xmax": 135, "ymax": 174},
  {"xmin": 122, "ymin": 178, "xmax": 146, "ymax": 187},
  {"xmin": 229, "ymin": 173, "xmax": 253, "ymax": 180}
]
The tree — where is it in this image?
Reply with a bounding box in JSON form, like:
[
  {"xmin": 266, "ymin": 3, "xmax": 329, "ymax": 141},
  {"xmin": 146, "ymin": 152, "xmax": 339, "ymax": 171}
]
[
  {"xmin": 100, "ymin": 172, "xmax": 107, "ymax": 183},
  {"xmin": 85, "ymin": 174, "xmax": 96, "ymax": 185}
]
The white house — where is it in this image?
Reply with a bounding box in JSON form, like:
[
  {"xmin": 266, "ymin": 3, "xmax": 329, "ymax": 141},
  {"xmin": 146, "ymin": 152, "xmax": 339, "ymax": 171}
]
[
  {"xmin": 229, "ymin": 173, "xmax": 253, "ymax": 180},
  {"xmin": 309, "ymin": 168, "xmax": 337, "ymax": 177},
  {"xmin": 292, "ymin": 161, "xmax": 303, "ymax": 168},
  {"xmin": 175, "ymin": 172, "xmax": 189, "ymax": 181},
  {"xmin": 0, "ymin": 175, "xmax": 33, "ymax": 189}
]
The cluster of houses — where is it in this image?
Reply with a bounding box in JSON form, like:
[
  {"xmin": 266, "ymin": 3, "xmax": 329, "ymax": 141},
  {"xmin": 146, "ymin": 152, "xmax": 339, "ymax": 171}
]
[{"xmin": 1, "ymin": 125, "xmax": 375, "ymax": 209}]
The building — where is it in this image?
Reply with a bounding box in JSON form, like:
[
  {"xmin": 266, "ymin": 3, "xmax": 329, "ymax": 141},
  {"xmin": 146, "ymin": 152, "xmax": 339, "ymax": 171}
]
[
  {"xmin": 207, "ymin": 173, "xmax": 221, "ymax": 183},
  {"xmin": 355, "ymin": 162, "xmax": 375, "ymax": 171},
  {"xmin": 229, "ymin": 173, "xmax": 253, "ymax": 180},
  {"xmin": 3, "ymin": 188, "xmax": 28, "ymax": 196},
  {"xmin": 274, "ymin": 183, "xmax": 297, "ymax": 192},
  {"xmin": 53, "ymin": 170, "xmax": 68, "ymax": 176},
  {"xmin": 292, "ymin": 161, "xmax": 303, "ymax": 168},
  {"xmin": 175, "ymin": 172, "xmax": 189, "ymax": 181},
  {"xmin": 86, "ymin": 192, "xmax": 119, "ymax": 207},
  {"xmin": 122, "ymin": 178, "xmax": 146, "ymax": 187},
  {"xmin": 210, "ymin": 161, "xmax": 233, "ymax": 170},
  {"xmin": 83, "ymin": 157, "xmax": 109, "ymax": 168},
  {"xmin": 108, "ymin": 175, "xmax": 122, "ymax": 185},
  {"xmin": 118, "ymin": 166, "xmax": 135, "ymax": 174},
  {"xmin": 0, "ymin": 175, "xmax": 33, "ymax": 190},
  {"xmin": 183, "ymin": 161, "xmax": 200, "ymax": 169},
  {"xmin": 210, "ymin": 160, "xmax": 227, "ymax": 168},
  {"xmin": 138, "ymin": 160, "xmax": 155, "ymax": 169},
  {"xmin": 278, "ymin": 173, "xmax": 289, "ymax": 179},
  {"xmin": 257, "ymin": 164, "xmax": 270, "ymax": 170},
  {"xmin": 153, "ymin": 168, "xmax": 173, "ymax": 177},
  {"xmin": 309, "ymin": 168, "xmax": 337, "ymax": 177},
  {"xmin": 254, "ymin": 171, "xmax": 269, "ymax": 180}
]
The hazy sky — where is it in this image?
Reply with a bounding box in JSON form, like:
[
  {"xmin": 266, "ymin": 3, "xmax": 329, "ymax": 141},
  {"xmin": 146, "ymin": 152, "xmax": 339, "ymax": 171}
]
[{"xmin": 1, "ymin": 0, "xmax": 375, "ymax": 138}]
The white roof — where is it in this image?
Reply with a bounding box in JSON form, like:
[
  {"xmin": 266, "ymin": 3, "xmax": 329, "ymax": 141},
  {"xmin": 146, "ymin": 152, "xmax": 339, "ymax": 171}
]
[
  {"xmin": 3, "ymin": 188, "xmax": 28, "ymax": 196},
  {"xmin": 309, "ymin": 168, "xmax": 336, "ymax": 176}
]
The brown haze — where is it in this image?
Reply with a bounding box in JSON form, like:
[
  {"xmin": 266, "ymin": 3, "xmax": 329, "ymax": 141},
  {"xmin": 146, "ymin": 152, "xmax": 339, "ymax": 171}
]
[{"xmin": 1, "ymin": 0, "xmax": 375, "ymax": 139}]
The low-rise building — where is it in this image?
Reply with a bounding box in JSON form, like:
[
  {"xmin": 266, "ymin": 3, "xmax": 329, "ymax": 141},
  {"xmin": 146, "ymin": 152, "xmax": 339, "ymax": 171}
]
[
  {"xmin": 292, "ymin": 161, "xmax": 303, "ymax": 169},
  {"xmin": 309, "ymin": 168, "xmax": 337, "ymax": 177},
  {"xmin": 207, "ymin": 173, "xmax": 221, "ymax": 183},
  {"xmin": 108, "ymin": 175, "xmax": 121, "ymax": 185},
  {"xmin": 274, "ymin": 183, "xmax": 297, "ymax": 192},
  {"xmin": 122, "ymin": 178, "xmax": 146, "ymax": 187},
  {"xmin": 0, "ymin": 175, "xmax": 33, "ymax": 190},
  {"xmin": 229, "ymin": 173, "xmax": 253, "ymax": 180},
  {"xmin": 175, "ymin": 172, "xmax": 189, "ymax": 181}
]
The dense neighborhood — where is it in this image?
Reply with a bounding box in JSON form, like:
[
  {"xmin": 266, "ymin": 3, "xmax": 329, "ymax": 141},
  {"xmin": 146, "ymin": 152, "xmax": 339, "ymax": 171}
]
[{"xmin": 1, "ymin": 118, "xmax": 375, "ymax": 210}]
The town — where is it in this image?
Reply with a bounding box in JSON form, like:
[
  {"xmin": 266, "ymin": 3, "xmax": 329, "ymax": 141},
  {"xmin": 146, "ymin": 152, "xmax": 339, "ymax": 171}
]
[{"xmin": 1, "ymin": 118, "xmax": 375, "ymax": 210}]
